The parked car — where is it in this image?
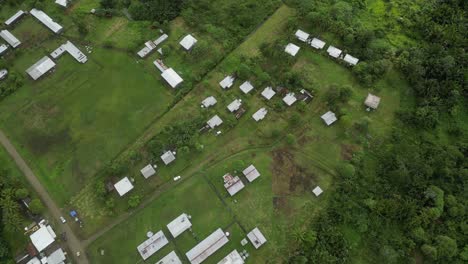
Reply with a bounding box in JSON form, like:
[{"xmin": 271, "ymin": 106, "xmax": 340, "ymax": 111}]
[{"xmin": 60, "ymin": 216, "xmax": 66, "ymax": 223}]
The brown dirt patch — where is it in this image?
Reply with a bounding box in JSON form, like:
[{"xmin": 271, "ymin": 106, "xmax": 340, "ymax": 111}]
[
  {"xmin": 340, "ymin": 144, "xmax": 359, "ymax": 160},
  {"xmin": 273, "ymin": 196, "xmax": 292, "ymax": 214}
]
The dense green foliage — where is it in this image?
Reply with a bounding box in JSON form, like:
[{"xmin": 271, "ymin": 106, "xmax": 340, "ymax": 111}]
[{"xmin": 128, "ymin": 0, "xmax": 186, "ymax": 22}]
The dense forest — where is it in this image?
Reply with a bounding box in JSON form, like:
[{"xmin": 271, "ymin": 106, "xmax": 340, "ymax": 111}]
[{"xmin": 286, "ymin": 0, "xmax": 467, "ymax": 263}]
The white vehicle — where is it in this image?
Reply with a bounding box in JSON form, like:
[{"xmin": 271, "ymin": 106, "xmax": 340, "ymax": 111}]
[
  {"xmin": 173, "ymin": 176, "xmax": 181, "ymax": 181},
  {"xmin": 60, "ymin": 216, "xmax": 66, "ymax": 223}
]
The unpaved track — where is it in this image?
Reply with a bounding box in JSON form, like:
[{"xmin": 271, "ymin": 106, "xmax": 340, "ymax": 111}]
[{"xmin": 0, "ymin": 129, "xmax": 89, "ymax": 264}]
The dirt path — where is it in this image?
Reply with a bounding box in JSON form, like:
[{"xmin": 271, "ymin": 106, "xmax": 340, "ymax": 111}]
[{"xmin": 0, "ymin": 130, "xmax": 89, "ymax": 264}]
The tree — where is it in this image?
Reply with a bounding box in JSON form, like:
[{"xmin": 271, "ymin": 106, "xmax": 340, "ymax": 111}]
[
  {"xmin": 29, "ymin": 199, "xmax": 44, "ymax": 214},
  {"xmin": 128, "ymin": 195, "xmax": 141, "ymax": 209},
  {"xmin": 15, "ymin": 188, "xmax": 29, "ymax": 199},
  {"xmin": 435, "ymin": 235, "xmax": 458, "ymax": 259},
  {"xmin": 100, "ymin": 0, "xmax": 116, "ymax": 9},
  {"xmin": 421, "ymin": 244, "xmax": 438, "ymax": 260},
  {"xmin": 337, "ymin": 163, "xmax": 355, "ymax": 179}
]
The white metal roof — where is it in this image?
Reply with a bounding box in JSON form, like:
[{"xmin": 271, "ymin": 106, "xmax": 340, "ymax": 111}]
[
  {"xmin": 284, "ymin": 43, "xmax": 300, "ymax": 57},
  {"xmin": 51, "ymin": 41, "xmax": 87, "ymax": 63},
  {"xmin": 114, "ymin": 177, "xmax": 134, "ymax": 196},
  {"xmin": 327, "ymin": 46, "xmax": 342, "ymax": 58},
  {"xmin": 201, "ymin": 96, "xmax": 217, "ymax": 108},
  {"xmin": 219, "ymin": 75, "xmax": 235, "ymax": 89},
  {"xmin": 207, "ymin": 115, "xmax": 223, "ymax": 128},
  {"xmin": 154, "ymin": 34, "xmax": 168, "ymax": 46},
  {"xmin": 27, "ymin": 257, "xmax": 41, "ymax": 264},
  {"xmin": 227, "ymin": 99, "xmax": 242, "ymax": 112},
  {"xmin": 365, "ymin": 93, "xmax": 381, "ymax": 109},
  {"xmin": 137, "ymin": 230, "xmax": 169, "ymax": 260},
  {"xmin": 0, "ymin": 30, "xmax": 21, "ymax": 48},
  {"xmin": 46, "ymin": 248, "xmax": 66, "ymax": 264},
  {"xmin": 26, "ymin": 56, "xmax": 56, "ymax": 80},
  {"xmin": 239, "ymin": 81, "xmax": 254, "ymax": 94},
  {"xmin": 312, "ymin": 186, "xmax": 323, "ymax": 197},
  {"xmin": 217, "ymin": 250, "xmax": 244, "ymax": 264},
  {"xmin": 295, "ymin": 29, "xmax": 309, "ymax": 42},
  {"xmin": 0, "ymin": 69, "xmax": 7, "ymax": 80},
  {"xmin": 282, "ymin": 93, "xmax": 297, "ymax": 106},
  {"xmin": 261, "ymin": 87, "xmax": 276, "ymax": 100},
  {"xmin": 167, "ymin": 213, "xmax": 192, "ymax": 238},
  {"xmin": 161, "ymin": 151, "xmax": 176, "ymax": 165},
  {"xmin": 310, "ymin": 38, "xmax": 326, "ymax": 49},
  {"xmin": 156, "ymin": 251, "xmax": 183, "ymax": 264},
  {"xmin": 252, "ymin": 108, "xmax": 267, "ymax": 122},
  {"xmin": 30, "ymin": 9, "xmax": 63, "ymax": 34},
  {"xmin": 55, "ymin": 0, "xmax": 68, "ymax": 7},
  {"xmin": 30, "ymin": 225, "xmax": 55, "ymax": 252},
  {"xmin": 242, "ymin": 165, "xmax": 261, "ymax": 182},
  {"xmin": 161, "ymin": 68, "xmax": 183, "ymax": 88},
  {"xmin": 343, "ymin": 54, "xmax": 359, "ymax": 65},
  {"xmin": 0, "ymin": 44, "xmax": 8, "ymax": 55},
  {"xmin": 140, "ymin": 164, "xmax": 156, "ymax": 178},
  {"xmin": 320, "ymin": 111, "xmax": 337, "ymax": 126},
  {"xmin": 180, "ymin": 34, "xmax": 198, "ymax": 50},
  {"xmin": 247, "ymin": 227, "xmax": 267, "ymax": 249},
  {"xmin": 223, "ymin": 174, "xmax": 245, "ymax": 196},
  {"xmin": 186, "ymin": 228, "xmax": 229, "ymax": 264},
  {"xmin": 4, "ymin": 10, "xmax": 25, "ymax": 26}
]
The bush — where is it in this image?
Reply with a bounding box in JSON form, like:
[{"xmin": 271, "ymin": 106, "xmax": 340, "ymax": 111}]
[{"xmin": 29, "ymin": 199, "xmax": 44, "ymax": 214}]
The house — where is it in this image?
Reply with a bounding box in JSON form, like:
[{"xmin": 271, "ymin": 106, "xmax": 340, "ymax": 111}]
[
  {"xmin": 364, "ymin": 93, "xmax": 381, "ymax": 109},
  {"xmin": 327, "ymin": 46, "xmax": 342, "ymax": 58},
  {"xmin": 207, "ymin": 115, "xmax": 223, "ymax": 129},
  {"xmin": 140, "ymin": 164, "xmax": 156, "ymax": 179},
  {"xmin": 4, "ymin": 10, "xmax": 25, "ymax": 26},
  {"xmin": 26, "ymin": 56, "xmax": 56, "ymax": 80},
  {"xmin": 310, "ymin": 38, "xmax": 326, "ymax": 49},
  {"xmin": 284, "ymin": 43, "xmax": 300, "ymax": 57},
  {"xmin": 312, "ymin": 186, "xmax": 323, "ymax": 197},
  {"xmin": 180, "ymin": 34, "xmax": 198, "ymax": 50},
  {"xmin": 217, "ymin": 250, "xmax": 244, "ymax": 264},
  {"xmin": 167, "ymin": 213, "xmax": 192, "ymax": 238},
  {"xmin": 0, "ymin": 30, "xmax": 21, "ymax": 48},
  {"xmin": 137, "ymin": 230, "xmax": 169, "ymax": 260},
  {"xmin": 219, "ymin": 75, "xmax": 235, "ymax": 89},
  {"xmin": 252, "ymin": 108, "xmax": 267, "ymax": 122},
  {"xmin": 46, "ymin": 248, "xmax": 66, "ymax": 264},
  {"xmin": 261, "ymin": 87, "xmax": 276, "ymax": 100},
  {"xmin": 156, "ymin": 251, "xmax": 182, "ymax": 264},
  {"xmin": 223, "ymin": 173, "xmax": 245, "ymax": 196},
  {"xmin": 201, "ymin": 96, "xmax": 217, "ymax": 108},
  {"xmin": 247, "ymin": 227, "xmax": 267, "ymax": 249},
  {"xmin": 30, "ymin": 225, "xmax": 56, "ymax": 252},
  {"xmin": 298, "ymin": 89, "xmax": 313, "ymax": 102},
  {"xmin": 239, "ymin": 81, "xmax": 254, "ymax": 94},
  {"xmin": 161, "ymin": 68, "xmax": 183, "ymax": 88},
  {"xmin": 227, "ymin": 99, "xmax": 242, "ymax": 113},
  {"xmin": 30, "ymin": 9, "xmax": 63, "ymax": 34},
  {"xmin": 55, "ymin": 0, "xmax": 69, "ymax": 8},
  {"xmin": 343, "ymin": 54, "xmax": 359, "ymax": 66},
  {"xmin": 0, "ymin": 44, "xmax": 8, "ymax": 55},
  {"xmin": 242, "ymin": 164, "xmax": 261, "ymax": 182},
  {"xmin": 113, "ymin": 177, "xmax": 134, "ymax": 196},
  {"xmin": 154, "ymin": 34, "xmax": 168, "ymax": 46},
  {"xmin": 282, "ymin": 93, "xmax": 297, "ymax": 106},
  {"xmin": 161, "ymin": 151, "xmax": 176, "ymax": 165},
  {"xmin": 153, "ymin": 59, "xmax": 168, "ymax": 72},
  {"xmin": 137, "ymin": 41, "xmax": 157, "ymax": 58},
  {"xmin": 50, "ymin": 41, "xmax": 87, "ymax": 63},
  {"xmin": 0, "ymin": 69, "xmax": 7, "ymax": 80},
  {"xmin": 295, "ymin": 29, "xmax": 309, "ymax": 42},
  {"xmin": 27, "ymin": 257, "xmax": 40, "ymax": 264},
  {"xmin": 186, "ymin": 228, "xmax": 229, "ymax": 264},
  {"xmin": 320, "ymin": 111, "xmax": 337, "ymax": 126}
]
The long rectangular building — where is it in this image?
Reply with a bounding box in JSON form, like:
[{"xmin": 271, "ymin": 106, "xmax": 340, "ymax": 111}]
[
  {"xmin": 137, "ymin": 230, "xmax": 169, "ymax": 260},
  {"xmin": 0, "ymin": 30, "xmax": 21, "ymax": 48},
  {"xmin": 4, "ymin": 10, "xmax": 25, "ymax": 26},
  {"xmin": 51, "ymin": 41, "xmax": 87, "ymax": 63},
  {"xmin": 30, "ymin": 9, "xmax": 63, "ymax": 34},
  {"xmin": 26, "ymin": 56, "xmax": 56, "ymax": 80},
  {"xmin": 186, "ymin": 228, "xmax": 229, "ymax": 264}
]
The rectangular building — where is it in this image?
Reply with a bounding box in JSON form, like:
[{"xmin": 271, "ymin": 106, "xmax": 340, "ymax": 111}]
[
  {"xmin": 114, "ymin": 177, "xmax": 134, "ymax": 196},
  {"xmin": 26, "ymin": 56, "xmax": 56, "ymax": 80},
  {"xmin": 186, "ymin": 228, "xmax": 229, "ymax": 264},
  {"xmin": 247, "ymin": 227, "xmax": 267, "ymax": 249},
  {"xmin": 217, "ymin": 250, "xmax": 244, "ymax": 264},
  {"xmin": 223, "ymin": 173, "xmax": 245, "ymax": 196},
  {"xmin": 137, "ymin": 230, "xmax": 169, "ymax": 260},
  {"xmin": 156, "ymin": 251, "xmax": 182, "ymax": 264},
  {"xmin": 161, "ymin": 68, "xmax": 183, "ymax": 88},
  {"xmin": 0, "ymin": 30, "xmax": 21, "ymax": 48},
  {"xmin": 167, "ymin": 213, "xmax": 192, "ymax": 238},
  {"xmin": 4, "ymin": 10, "xmax": 25, "ymax": 26},
  {"xmin": 0, "ymin": 44, "xmax": 7, "ymax": 55},
  {"xmin": 30, "ymin": 9, "xmax": 63, "ymax": 34}
]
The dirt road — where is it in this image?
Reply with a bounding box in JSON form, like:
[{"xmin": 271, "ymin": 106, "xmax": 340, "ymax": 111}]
[{"xmin": 0, "ymin": 130, "xmax": 89, "ymax": 264}]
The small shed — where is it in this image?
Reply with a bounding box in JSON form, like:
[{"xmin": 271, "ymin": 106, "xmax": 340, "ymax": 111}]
[
  {"xmin": 261, "ymin": 87, "xmax": 276, "ymax": 100},
  {"xmin": 282, "ymin": 93, "xmax": 297, "ymax": 106},
  {"xmin": 137, "ymin": 230, "xmax": 169, "ymax": 260},
  {"xmin": 223, "ymin": 173, "xmax": 245, "ymax": 196},
  {"xmin": 310, "ymin": 38, "xmax": 326, "ymax": 49},
  {"xmin": 161, "ymin": 151, "xmax": 176, "ymax": 165},
  {"xmin": 252, "ymin": 108, "xmax": 268, "ymax": 122},
  {"xmin": 0, "ymin": 44, "xmax": 8, "ymax": 55},
  {"xmin": 312, "ymin": 186, "xmax": 323, "ymax": 197},
  {"xmin": 227, "ymin": 99, "xmax": 242, "ymax": 113},
  {"xmin": 161, "ymin": 68, "xmax": 183, "ymax": 88},
  {"xmin": 157, "ymin": 251, "xmax": 182, "ymax": 264},
  {"xmin": 0, "ymin": 69, "xmax": 7, "ymax": 80},
  {"xmin": 239, "ymin": 81, "xmax": 254, "ymax": 94},
  {"xmin": 242, "ymin": 165, "xmax": 261, "ymax": 182},
  {"xmin": 167, "ymin": 213, "xmax": 192, "ymax": 238},
  {"xmin": 201, "ymin": 96, "xmax": 217, "ymax": 108},
  {"xmin": 284, "ymin": 43, "xmax": 300, "ymax": 57},
  {"xmin": 207, "ymin": 115, "xmax": 223, "ymax": 129},
  {"xmin": 327, "ymin": 46, "xmax": 342, "ymax": 58},
  {"xmin": 343, "ymin": 54, "xmax": 359, "ymax": 66},
  {"xmin": 219, "ymin": 75, "xmax": 235, "ymax": 89},
  {"xmin": 217, "ymin": 250, "xmax": 244, "ymax": 264},
  {"xmin": 364, "ymin": 93, "xmax": 381, "ymax": 109},
  {"xmin": 320, "ymin": 111, "xmax": 337, "ymax": 126},
  {"xmin": 140, "ymin": 164, "xmax": 156, "ymax": 179},
  {"xmin": 247, "ymin": 227, "xmax": 267, "ymax": 249},
  {"xmin": 180, "ymin": 34, "xmax": 198, "ymax": 50},
  {"xmin": 114, "ymin": 177, "xmax": 134, "ymax": 196},
  {"xmin": 55, "ymin": 0, "xmax": 69, "ymax": 7},
  {"xmin": 295, "ymin": 29, "xmax": 310, "ymax": 42}
]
